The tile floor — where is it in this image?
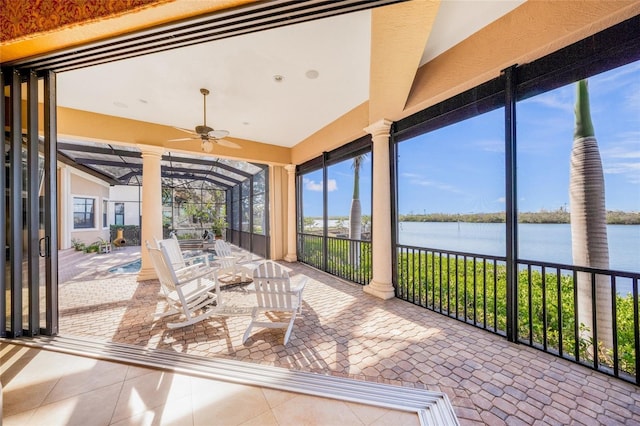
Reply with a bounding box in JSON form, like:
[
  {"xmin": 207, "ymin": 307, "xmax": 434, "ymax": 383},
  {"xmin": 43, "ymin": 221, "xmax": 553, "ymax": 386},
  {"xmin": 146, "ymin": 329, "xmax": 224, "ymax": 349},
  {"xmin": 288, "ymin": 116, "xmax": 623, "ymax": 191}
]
[
  {"xmin": 5, "ymin": 246, "xmax": 640, "ymax": 425},
  {"xmin": 1, "ymin": 343, "xmax": 420, "ymax": 425}
]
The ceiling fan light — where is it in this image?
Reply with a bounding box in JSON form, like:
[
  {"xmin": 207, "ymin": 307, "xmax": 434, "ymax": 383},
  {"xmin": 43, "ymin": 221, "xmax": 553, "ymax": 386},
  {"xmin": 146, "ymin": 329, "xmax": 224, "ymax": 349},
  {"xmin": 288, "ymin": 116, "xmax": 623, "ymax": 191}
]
[{"xmin": 202, "ymin": 140, "xmax": 214, "ymax": 153}]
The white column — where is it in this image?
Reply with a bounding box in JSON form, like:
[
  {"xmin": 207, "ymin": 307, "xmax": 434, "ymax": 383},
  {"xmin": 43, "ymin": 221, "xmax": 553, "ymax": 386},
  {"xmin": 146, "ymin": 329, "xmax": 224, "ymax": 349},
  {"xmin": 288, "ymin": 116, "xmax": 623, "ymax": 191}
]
[
  {"xmin": 284, "ymin": 164, "xmax": 298, "ymax": 262},
  {"xmin": 363, "ymin": 119, "xmax": 395, "ymax": 299},
  {"xmin": 137, "ymin": 145, "xmax": 165, "ymax": 281}
]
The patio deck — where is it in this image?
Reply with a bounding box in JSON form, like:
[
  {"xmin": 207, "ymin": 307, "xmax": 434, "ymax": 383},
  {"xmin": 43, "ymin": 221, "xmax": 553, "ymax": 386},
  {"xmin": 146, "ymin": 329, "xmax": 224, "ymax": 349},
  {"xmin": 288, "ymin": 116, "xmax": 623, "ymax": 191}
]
[{"xmin": 45, "ymin": 246, "xmax": 640, "ymax": 424}]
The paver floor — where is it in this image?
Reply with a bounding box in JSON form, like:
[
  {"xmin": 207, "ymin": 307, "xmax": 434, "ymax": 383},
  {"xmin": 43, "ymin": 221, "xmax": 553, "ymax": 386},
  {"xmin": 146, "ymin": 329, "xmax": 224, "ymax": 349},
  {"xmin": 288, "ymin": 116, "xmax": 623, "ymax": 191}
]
[{"xmin": 49, "ymin": 247, "xmax": 640, "ymax": 424}]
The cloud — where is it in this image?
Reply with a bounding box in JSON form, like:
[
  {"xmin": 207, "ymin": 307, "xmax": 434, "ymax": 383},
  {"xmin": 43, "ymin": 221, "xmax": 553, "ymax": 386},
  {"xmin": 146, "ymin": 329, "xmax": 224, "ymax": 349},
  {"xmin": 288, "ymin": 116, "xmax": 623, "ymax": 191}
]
[
  {"xmin": 601, "ymin": 138, "xmax": 640, "ymax": 183},
  {"xmin": 527, "ymin": 89, "xmax": 573, "ymax": 113},
  {"xmin": 601, "ymin": 137, "xmax": 640, "ymax": 159},
  {"xmin": 497, "ymin": 197, "xmax": 506, "ymax": 204},
  {"xmin": 592, "ymin": 62, "xmax": 640, "ymax": 92},
  {"xmin": 623, "ymin": 82, "xmax": 640, "ymax": 111},
  {"xmin": 401, "ymin": 172, "xmax": 422, "ymax": 179},
  {"xmin": 303, "ymin": 178, "xmax": 337, "ymax": 192},
  {"xmin": 401, "ymin": 172, "xmax": 463, "ymax": 194},
  {"xmin": 474, "ymin": 139, "xmax": 504, "ymax": 153},
  {"xmin": 604, "ymin": 162, "xmax": 640, "ymax": 184}
]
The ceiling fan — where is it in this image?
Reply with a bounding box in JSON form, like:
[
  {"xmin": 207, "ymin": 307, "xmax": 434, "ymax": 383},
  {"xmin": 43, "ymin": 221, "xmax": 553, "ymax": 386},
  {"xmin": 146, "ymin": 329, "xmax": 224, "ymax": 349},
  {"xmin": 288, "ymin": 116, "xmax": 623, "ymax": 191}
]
[{"xmin": 169, "ymin": 88, "xmax": 240, "ymax": 152}]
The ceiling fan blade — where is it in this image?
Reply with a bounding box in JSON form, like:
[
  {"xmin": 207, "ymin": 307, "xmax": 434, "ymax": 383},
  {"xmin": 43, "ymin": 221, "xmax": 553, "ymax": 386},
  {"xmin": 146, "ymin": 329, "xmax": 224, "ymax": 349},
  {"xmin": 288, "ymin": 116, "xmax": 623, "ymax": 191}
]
[
  {"xmin": 195, "ymin": 125, "xmax": 214, "ymax": 135},
  {"xmin": 215, "ymin": 138, "xmax": 241, "ymax": 149},
  {"xmin": 173, "ymin": 126, "xmax": 198, "ymax": 135},
  {"xmin": 173, "ymin": 89, "xmax": 238, "ymax": 149},
  {"xmin": 209, "ymin": 129, "xmax": 230, "ymax": 139},
  {"xmin": 167, "ymin": 137, "xmax": 198, "ymax": 142}
]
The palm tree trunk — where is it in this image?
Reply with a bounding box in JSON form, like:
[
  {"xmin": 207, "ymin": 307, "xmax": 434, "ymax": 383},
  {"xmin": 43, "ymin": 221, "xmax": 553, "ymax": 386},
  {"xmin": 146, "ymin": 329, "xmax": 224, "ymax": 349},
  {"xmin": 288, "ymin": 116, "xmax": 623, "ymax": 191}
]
[
  {"xmin": 570, "ymin": 79, "xmax": 612, "ymax": 355},
  {"xmin": 349, "ymin": 155, "xmax": 364, "ymax": 268},
  {"xmin": 349, "ymin": 156, "xmax": 363, "ymax": 240}
]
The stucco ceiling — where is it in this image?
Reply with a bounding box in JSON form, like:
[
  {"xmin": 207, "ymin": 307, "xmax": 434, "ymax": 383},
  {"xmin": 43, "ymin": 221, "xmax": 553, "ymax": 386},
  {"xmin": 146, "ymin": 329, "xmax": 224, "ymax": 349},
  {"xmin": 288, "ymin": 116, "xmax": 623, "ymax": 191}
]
[{"xmin": 56, "ymin": 1, "xmax": 524, "ymax": 149}]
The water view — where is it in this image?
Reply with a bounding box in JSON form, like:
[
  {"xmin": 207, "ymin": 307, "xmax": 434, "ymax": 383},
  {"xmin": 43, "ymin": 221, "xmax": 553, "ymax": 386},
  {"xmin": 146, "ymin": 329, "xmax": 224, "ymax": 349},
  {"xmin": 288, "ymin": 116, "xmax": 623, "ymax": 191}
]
[{"xmin": 398, "ymin": 222, "xmax": 640, "ymax": 273}]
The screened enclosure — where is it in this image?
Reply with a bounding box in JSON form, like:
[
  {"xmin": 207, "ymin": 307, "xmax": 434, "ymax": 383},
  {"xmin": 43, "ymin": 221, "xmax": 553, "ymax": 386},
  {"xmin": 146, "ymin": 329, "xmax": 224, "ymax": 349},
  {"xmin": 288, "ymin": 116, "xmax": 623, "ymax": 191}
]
[{"xmin": 57, "ymin": 140, "xmax": 269, "ymax": 257}]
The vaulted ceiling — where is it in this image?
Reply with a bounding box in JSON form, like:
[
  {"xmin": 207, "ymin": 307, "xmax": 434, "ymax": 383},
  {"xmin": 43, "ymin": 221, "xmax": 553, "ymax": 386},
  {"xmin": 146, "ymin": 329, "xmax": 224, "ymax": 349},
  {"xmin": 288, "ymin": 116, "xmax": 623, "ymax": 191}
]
[
  {"xmin": 2, "ymin": 1, "xmax": 522, "ymax": 150},
  {"xmin": 3, "ymin": 0, "xmax": 636, "ymax": 173},
  {"xmin": 53, "ymin": 1, "xmax": 522, "ymax": 148}
]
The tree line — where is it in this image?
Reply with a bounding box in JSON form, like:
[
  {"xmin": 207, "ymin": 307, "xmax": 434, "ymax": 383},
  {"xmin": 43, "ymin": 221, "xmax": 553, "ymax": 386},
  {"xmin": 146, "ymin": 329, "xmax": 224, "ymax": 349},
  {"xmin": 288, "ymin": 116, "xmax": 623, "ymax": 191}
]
[{"xmin": 399, "ymin": 210, "xmax": 640, "ymax": 225}]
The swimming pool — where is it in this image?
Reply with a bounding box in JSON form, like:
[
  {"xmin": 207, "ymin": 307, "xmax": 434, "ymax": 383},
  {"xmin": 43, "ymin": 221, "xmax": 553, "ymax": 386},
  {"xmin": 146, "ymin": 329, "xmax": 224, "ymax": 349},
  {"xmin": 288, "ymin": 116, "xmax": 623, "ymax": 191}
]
[
  {"xmin": 108, "ymin": 253, "xmax": 216, "ymax": 274},
  {"xmin": 108, "ymin": 259, "xmax": 142, "ymax": 274}
]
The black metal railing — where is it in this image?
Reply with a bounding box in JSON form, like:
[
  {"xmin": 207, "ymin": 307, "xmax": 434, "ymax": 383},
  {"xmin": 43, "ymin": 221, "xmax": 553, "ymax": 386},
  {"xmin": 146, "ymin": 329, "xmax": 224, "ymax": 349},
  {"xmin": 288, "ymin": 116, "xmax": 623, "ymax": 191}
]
[
  {"xmin": 516, "ymin": 259, "xmax": 639, "ymax": 384},
  {"xmin": 326, "ymin": 235, "xmax": 372, "ymax": 285},
  {"xmin": 298, "ymin": 233, "xmax": 372, "ymax": 285},
  {"xmin": 298, "ymin": 233, "xmax": 324, "ymax": 268},
  {"xmin": 396, "ymin": 244, "xmax": 640, "ymax": 385},
  {"xmin": 397, "ymin": 245, "xmax": 507, "ymax": 334}
]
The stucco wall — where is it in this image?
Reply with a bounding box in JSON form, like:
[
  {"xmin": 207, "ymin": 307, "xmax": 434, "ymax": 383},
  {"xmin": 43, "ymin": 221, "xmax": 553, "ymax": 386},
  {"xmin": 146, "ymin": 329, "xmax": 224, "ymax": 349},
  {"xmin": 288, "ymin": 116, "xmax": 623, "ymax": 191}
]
[
  {"xmin": 109, "ymin": 185, "xmax": 142, "ymax": 227},
  {"xmin": 69, "ymin": 171, "xmax": 111, "ymax": 246}
]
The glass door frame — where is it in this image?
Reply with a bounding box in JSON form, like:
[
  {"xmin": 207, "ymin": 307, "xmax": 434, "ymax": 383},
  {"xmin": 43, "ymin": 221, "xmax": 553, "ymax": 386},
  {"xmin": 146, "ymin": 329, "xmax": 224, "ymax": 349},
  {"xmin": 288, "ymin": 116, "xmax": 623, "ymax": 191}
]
[{"xmin": 1, "ymin": 67, "xmax": 58, "ymax": 337}]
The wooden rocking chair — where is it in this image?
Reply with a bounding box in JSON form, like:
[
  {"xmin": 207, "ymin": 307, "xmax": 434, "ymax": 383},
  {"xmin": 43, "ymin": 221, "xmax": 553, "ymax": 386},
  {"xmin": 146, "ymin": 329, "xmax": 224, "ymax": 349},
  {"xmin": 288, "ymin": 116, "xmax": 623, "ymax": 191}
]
[
  {"xmin": 156, "ymin": 234, "xmax": 210, "ymax": 271},
  {"xmin": 146, "ymin": 240, "xmax": 220, "ymax": 329}
]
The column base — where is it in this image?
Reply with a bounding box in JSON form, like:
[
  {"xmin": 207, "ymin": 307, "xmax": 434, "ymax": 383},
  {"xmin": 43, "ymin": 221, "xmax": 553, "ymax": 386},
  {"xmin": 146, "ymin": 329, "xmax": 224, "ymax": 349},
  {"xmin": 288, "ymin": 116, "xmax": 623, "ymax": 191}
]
[
  {"xmin": 363, "ymin": 280, "xmax": 395, "ymax": 300},
  {"xmin": 284, "ymin": 253, "xmax": 297, "ymax": 262},
  {"xmin": 137, "ymin": 267, "xmax": 158, "ymax": 282}
]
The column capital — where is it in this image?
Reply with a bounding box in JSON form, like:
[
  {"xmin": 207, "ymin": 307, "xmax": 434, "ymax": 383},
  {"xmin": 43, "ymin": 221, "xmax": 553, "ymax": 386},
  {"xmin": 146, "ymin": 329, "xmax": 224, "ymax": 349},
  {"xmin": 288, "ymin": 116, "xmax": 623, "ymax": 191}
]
[
  {"xmin": 364, "ymin": 119, "xmax": 393, "ymax": 138},
  {"xmin": 137, "ymin": 144, "xmax": 165, "ymax": 158},
  {"xmin": 284, "ymin": 164, "xmax": 296, "ymax": 174}
]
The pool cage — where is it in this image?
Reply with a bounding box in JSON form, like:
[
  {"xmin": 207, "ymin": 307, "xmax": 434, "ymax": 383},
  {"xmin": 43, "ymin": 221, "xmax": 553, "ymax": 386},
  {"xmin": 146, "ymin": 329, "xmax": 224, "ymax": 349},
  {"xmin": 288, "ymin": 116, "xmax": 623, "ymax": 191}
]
[{"xmin": 57, "ymin": 141, "xmax": 270, "ymax": 258}]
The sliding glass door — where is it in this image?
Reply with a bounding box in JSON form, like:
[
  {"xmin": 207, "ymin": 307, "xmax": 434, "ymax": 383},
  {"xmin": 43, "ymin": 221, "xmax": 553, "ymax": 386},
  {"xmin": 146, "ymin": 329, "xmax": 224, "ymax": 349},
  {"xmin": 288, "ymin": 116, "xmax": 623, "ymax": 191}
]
[{"xmin": 1, "ymin": 68, "xmax": 58, "ymax": 337}]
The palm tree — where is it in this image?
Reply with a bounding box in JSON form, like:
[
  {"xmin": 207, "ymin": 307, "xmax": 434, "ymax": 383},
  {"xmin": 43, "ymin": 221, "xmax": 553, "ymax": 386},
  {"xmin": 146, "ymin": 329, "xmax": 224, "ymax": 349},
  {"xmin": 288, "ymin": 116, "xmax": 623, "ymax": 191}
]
[
  {"xmin": 349, "ymin": 155, "xmax": 365, "ymax": 240},
  {"xmin": 569, "ymin": 79, "xmax": 612, "ymax": 354}
]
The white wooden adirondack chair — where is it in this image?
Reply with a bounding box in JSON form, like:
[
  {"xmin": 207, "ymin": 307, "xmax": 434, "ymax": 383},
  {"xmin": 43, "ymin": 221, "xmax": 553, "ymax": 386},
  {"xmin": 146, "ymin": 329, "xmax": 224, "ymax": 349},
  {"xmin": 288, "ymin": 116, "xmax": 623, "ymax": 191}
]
[
  {"xmin": 145, "ymin": 240, "xmax": 221, "ymax": 329},
  {"xmin": 213, "ymin": 239, "xmax": 258, "ymax": 282},
  {"xmin": 242, "ymin": 261, "xmax": 307, "ymax": 345},
  {"xmin": 157, "ymin": 234, "xmax": 210, "ymax": 270},
  {"xmin": 214, "ymin": 239, "xmax": 253, "ymax": 263}
]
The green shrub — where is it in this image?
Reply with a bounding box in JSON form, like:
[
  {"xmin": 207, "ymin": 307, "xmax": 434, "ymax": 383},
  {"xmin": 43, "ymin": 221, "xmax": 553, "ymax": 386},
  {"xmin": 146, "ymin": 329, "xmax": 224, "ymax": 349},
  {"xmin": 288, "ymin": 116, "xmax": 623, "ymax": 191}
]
[
  {"xmin": 71, "ymin": 238, "xmax": 85, "ymax": 251},
  {"xmin": 84, "ymin": 243, "xmax": 100, "ymax": 253},
  {"xmin": 397, "ymin": 252, "xmax": 637, "ymax": 375}
]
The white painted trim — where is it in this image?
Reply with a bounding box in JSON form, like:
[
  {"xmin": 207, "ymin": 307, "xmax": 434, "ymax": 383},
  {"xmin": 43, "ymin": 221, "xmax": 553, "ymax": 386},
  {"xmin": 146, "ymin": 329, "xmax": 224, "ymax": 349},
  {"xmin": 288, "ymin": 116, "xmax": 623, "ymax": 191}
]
[
  {"xmin": 70, "ymin": 194, "xmax": 99, "ymax": 231},
  {"xmin": 102, "ymin": 198, "xmax": 110, "ymax": 230}
]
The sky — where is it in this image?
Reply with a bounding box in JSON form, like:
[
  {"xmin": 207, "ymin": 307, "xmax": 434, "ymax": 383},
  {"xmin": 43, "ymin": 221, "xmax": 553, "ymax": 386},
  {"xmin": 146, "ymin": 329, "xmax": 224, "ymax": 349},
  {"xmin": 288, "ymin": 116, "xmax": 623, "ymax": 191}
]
[
  {"xmin": 301, "ymin": 61, "xmax": 640, "ymax": 218},
  {"xmin": 301, "ymin": 157, "xmax": 372, "ymax": 218}
]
